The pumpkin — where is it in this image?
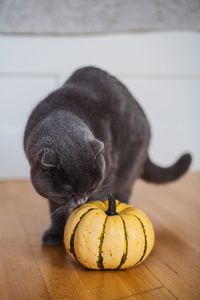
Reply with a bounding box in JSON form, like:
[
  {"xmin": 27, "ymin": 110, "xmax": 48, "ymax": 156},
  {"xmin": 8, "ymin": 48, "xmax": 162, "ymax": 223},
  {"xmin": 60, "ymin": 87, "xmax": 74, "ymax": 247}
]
[{"xmin": 64, "ymin": 194, "xmax": 155, "ymax": 269}]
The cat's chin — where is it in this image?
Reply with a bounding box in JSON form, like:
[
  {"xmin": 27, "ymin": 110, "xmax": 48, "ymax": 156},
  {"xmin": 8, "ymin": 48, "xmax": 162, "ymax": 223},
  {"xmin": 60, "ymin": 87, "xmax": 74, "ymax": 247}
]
[{"xmin": 76, "ymin": 196, "xmax": 89, "ymax": 205}]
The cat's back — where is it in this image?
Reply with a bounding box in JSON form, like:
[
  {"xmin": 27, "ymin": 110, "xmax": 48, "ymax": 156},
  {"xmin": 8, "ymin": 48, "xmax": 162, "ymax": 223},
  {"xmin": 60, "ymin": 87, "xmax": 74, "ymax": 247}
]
[
  {"xmin": 67, "ymin": 66, "xmax": 150, "ymax": 143},
  {"xmin": 67, "ymin": 66, "xmax": 129, "ymax": 97},
  {"xmin": 24, "ymin": 66, "xmax": 149, "ymax": 149},
  {"xmin": 66, "ymin": 66, "xmax": 111, "ymax": 84},
  {"xmin": 66, "ymin": 66, "xmax": 143, "ymax": 113}
]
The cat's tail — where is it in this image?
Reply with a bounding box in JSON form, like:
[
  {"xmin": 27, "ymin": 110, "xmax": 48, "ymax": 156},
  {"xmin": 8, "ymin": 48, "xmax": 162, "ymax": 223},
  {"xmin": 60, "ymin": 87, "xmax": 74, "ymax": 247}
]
[{"xmin": 141, "ymin": 153, "xmax": 192, "ymax": 183}]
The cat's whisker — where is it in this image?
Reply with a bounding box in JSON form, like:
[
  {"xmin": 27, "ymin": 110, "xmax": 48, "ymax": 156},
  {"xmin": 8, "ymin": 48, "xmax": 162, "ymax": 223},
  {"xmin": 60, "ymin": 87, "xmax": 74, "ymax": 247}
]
[
  {"xmin": 51, "ymin": 183, "xmax": 112, "ymax": 220},
  {"xmin": 62, "ymin": 202, "xmax": 77, "ymax": 209},
  {"xmin": 52, "ymin": 207, "xmax": 66, "ymax": 221},
  {"xmin": 51, "ymin": 208, "xmax": 63, "ymax": 218},
  {"xmin": 98, "ymin": 182, "xmax": 111, "ymax": 190},
  {"xmin": 51, "ymin": 206, "xmax": 63, "ymax": 217},
  {"xmin": 92, "ymin": 182, "xmax": 111, "ymax": 195}
]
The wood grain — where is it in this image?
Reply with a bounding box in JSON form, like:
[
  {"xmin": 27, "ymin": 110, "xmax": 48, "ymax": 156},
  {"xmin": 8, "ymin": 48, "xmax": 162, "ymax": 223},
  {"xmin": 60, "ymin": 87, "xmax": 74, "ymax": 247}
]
[
  {"xmin": 120, "ymin": 287, "xmax": 176, "ymax": 299},
  {"xmin": 0, "ymin": 173, "xmax": 200, "ymax": 299},
  {"xmin": 0, "ymin": 183, "xmax": 50, "ymax": 300}
]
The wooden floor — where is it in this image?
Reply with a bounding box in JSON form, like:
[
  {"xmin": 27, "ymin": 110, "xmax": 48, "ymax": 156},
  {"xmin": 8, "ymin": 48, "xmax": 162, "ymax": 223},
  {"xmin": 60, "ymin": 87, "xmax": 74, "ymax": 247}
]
[{"xmin": 0, "ymin": 173, "xmax": 200, "ymax": 300}]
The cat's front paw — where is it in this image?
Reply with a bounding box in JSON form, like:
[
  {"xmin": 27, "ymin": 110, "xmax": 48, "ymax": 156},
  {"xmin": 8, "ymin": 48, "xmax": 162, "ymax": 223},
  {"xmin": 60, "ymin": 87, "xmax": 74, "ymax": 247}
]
[{"xmin": 42, "ymin": 228, "xmax": 64, "ymax": 246}]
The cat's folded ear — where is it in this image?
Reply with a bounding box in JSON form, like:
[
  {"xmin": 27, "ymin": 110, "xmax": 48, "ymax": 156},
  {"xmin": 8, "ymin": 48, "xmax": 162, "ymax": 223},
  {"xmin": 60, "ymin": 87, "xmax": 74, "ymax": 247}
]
[
  {"xmin": 90, "ymin": 139, "xmax": 104, "ymax": 158},
  {"xmin": 39, "ymin": 148, "xmax": 58, "ymax": 169}
]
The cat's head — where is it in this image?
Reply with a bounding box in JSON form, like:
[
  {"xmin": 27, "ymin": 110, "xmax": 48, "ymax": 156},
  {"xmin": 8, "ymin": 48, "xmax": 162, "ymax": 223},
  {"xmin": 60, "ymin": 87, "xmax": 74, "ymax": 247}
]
[{"xmin": 29, "ymin": 137, "xmax": 105, "ymax": 206}]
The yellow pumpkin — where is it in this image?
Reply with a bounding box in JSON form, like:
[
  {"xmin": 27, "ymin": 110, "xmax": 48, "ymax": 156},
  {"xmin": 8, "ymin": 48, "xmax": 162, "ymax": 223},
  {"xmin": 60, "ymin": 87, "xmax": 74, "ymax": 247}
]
[{"xmin": 64, "ymin": 194, "xmax": 155, "ymax": 269}]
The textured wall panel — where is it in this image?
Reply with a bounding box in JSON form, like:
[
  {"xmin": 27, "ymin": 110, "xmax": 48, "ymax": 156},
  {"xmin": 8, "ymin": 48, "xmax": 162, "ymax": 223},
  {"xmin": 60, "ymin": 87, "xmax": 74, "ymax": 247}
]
[
  {"xmin": 0, "ymin": 32, "xmax": 199, "ymax": 178},
  {"xmin": 0, "ymin": 0, "xmax": 200, "ymax": 34}
]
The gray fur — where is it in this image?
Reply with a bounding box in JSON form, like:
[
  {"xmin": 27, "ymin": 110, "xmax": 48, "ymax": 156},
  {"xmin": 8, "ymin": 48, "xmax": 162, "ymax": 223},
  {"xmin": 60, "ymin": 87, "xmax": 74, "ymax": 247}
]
[{"xmin": 24, "ymin": 66, "xmax": 191, "ymax": 245}]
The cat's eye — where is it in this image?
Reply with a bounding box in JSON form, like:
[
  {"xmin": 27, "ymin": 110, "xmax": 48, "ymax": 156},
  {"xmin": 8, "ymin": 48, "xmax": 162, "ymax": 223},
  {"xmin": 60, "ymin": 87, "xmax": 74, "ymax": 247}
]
[
  {"xmin": 41, "ymin": 165, "xmax": 49, "ymax": 171},
  {"xmin": 41, "ymin": 164, "xmax": 60, "ymax": 171}
]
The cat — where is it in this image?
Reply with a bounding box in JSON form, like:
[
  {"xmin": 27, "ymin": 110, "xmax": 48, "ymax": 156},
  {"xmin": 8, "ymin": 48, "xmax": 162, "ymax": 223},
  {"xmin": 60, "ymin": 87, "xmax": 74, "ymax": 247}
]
[{"xmin": 24, "ymin": 66, "xmax": 191, "ymax": 245}]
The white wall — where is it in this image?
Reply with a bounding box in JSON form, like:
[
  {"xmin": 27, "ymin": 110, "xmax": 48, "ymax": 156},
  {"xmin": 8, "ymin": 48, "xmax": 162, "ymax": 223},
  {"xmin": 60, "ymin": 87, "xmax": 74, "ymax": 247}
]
[{"xmin": 0, "ymin": 32, "xmax": 200, "ymax": 179}]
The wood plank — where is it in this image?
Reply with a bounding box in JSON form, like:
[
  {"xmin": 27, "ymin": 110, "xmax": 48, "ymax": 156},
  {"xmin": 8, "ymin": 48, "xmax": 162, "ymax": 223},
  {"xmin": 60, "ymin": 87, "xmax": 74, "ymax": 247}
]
[
  {"xmin": 0, "ymin": 183, "xmax": 50, "ymax": 300},
  {"xmin": 144, "ymin": 226, "xmax": 200, "ymax": 300},
  {"xmin": 5, "ymin": 180, "xmax": 49, "ymax": 236},
  {"xmin": 27, "ymin": 233, "xmax": 162, "ymax": 300},
  {"xmin": 131, "ymin": 174, "xmax": 200, "ymax": 299},
  {"xmin": 7, "ymin": 181, "xmax": 162, "ymax": 300},
  {"xmin": 1, "ymin": 173, "xmax": 200, "ymax": 299},
  {"xmin": 132, "ymin": 174, "xmax": 200, "ymax": 251},
  {"xmin": 103, "ymin": 287, "xmax": 176, "ymax": 300},
  {"xmin": 131, "ymin": 287, "xmax": 176, "ymax": 300},
  {"xmin": 29, "ymin": 237, "xmax": 133, "ymax": 300},
  {"xmin": 120, "ymin": 287, "xmax": 176, "ymax": 300},
  {"xmin": 166, "ymin": 172, "xmax": 200, "ymax": 212}
]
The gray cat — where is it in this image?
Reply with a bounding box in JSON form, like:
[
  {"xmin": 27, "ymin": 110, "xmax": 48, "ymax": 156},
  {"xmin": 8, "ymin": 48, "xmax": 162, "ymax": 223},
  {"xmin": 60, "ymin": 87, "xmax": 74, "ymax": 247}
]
[{"xmin": 24, "ymin": 66, "xmax": 191, "ymax": 245}]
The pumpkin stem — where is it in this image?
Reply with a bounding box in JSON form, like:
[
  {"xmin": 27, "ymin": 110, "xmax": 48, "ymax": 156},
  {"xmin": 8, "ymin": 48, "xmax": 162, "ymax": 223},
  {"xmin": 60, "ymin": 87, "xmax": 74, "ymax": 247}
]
[{"xmin": 106, "ymin": 194, "xmax": 118, "ymax": 215}]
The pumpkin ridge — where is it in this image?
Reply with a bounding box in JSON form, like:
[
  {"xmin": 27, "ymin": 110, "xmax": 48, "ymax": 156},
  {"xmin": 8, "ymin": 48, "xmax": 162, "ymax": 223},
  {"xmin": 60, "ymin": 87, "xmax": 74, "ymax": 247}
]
[
  {"xmin": 70, "ymin": 208, "xmax": 97, "ymax": 261},
  {"xmin": 97, "ymin": 216, "xmax": 108, "ymax": 269},
  {"xmin": 116, "ymin": 215, "xmax": 128, "ymax": 269},
  {"xmin": 133, "ymin": 215, "xmax": 147, "ymax": 265}
]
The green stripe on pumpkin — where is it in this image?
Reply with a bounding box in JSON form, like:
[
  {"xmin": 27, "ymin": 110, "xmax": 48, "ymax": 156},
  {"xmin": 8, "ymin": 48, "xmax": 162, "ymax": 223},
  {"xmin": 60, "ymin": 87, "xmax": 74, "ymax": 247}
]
[
  {"xmin": 116, "ymin": 215, "xmax": 128, "ymax": 269},
  {"xmin": 134, "ymin": 215, "xmax": 147, "ymax": 265},
  {"xmin": 70, "ymin": 208, "xmax": 96, "ymax": 261},
  {"xmin": 97, "ymin": 216, "xmax": 108, "ymax": 269}
]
